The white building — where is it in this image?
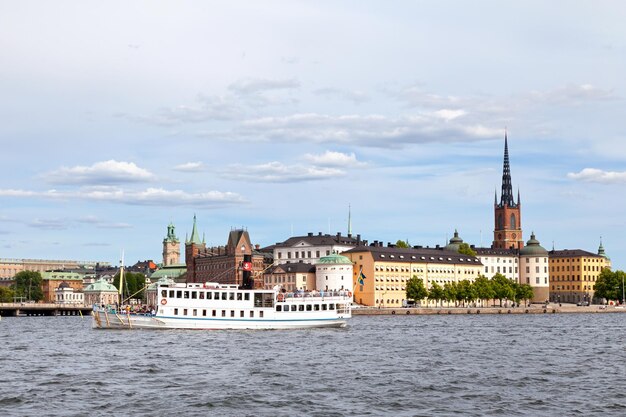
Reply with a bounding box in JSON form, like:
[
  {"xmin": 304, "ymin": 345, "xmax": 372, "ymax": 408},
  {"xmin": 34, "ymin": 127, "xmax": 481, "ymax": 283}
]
[
  {"xmin": 269, "ymin": 232, "xmax": 363, "ymax": 265},
  {"xmin": 54, "ymin": 282, "xmax": 84, "ymax": 305},
  {"xmin": 519, "ymin": 233, "xmax": 549, "ymax": 302},
  {"xmin": 315, "ymin": 254, "xmax": 354, "ymax": 292}
]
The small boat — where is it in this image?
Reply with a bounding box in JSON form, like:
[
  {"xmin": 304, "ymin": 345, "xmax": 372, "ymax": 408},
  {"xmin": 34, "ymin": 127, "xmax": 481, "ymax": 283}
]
[{"xmin": 92, "ymin": 282, "xmax": 352, "ymax": 330}]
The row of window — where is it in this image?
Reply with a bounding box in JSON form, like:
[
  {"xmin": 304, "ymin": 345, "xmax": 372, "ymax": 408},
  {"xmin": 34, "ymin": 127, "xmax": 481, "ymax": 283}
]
[
  {"xmin": 485, "ymin": 266, "xmax": 518, "ymax": 274},
  {"xmin": 162, "ymin": 289, "xmax": 252, "ymax": 301},
  {"xmin": 172, "ymin": 308, "xmax": 264, "ymax": 318},
  {"xmin": 552, "ymin": 275, "xmax": 598, "ymax": 282},
  {"xmin": 481, "ymin": 258, "xmax": 518, "ymax": 264},
  {"xmin": 275, "ymin": 303, "xmax": 337, "ymax": 312},
  {"xmin": 524, "ymin": 277, "xmax": 548, "ymax": 285},
  {"xmin": 277, "ymin": 250, "xmax": 330, "ymax": 259},
  {"xmin": 551, "ymin": 265, "xmax": 604, "ymax": 272},
  {"xmin": 551, "ymin": 285, "xmax": 592, "ymax": 291}
]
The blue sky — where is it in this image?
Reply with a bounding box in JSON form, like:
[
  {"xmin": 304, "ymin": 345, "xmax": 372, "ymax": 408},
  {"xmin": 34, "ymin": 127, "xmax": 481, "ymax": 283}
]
[{"xmin": 1, "ymin": 1, "xmax": 625, "ymax": 267}]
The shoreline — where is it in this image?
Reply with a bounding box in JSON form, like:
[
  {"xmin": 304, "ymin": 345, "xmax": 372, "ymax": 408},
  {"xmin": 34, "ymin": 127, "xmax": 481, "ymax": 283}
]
[{"xmin": 352, "ymin": 304, "xmax": 625, "ymax": 315}]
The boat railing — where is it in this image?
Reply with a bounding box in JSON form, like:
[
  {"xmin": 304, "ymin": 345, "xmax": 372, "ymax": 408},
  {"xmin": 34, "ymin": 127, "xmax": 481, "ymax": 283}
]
[{"xmin": 278, "ymin": 290, "xmax": 352, "ymax": 302}]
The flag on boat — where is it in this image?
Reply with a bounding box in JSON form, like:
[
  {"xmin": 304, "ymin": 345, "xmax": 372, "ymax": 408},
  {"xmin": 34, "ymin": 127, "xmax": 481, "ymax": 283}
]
[{"xmin": 357, "ymin": 270, "xmax": 366, "ymax": 285}]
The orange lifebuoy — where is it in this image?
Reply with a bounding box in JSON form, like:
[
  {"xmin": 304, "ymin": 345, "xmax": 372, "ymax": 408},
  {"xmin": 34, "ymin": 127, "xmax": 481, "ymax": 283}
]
[
  {"xmin": 160, "ymin": 299, "xmax": 167, "ymax": 305},
  {"xmin": 277, "ymin": 293, "xmax": 285, "ymax": 302}
]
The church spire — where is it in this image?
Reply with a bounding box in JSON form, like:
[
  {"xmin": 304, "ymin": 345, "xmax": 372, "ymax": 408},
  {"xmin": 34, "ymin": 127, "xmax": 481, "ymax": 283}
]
[
  {"xmin": 348, "ymin": 204, "xmax": 352, "ymax": 235},
  {"xmin": 189, "ymin": 214, "xmax": 202, "ymax": 245},
  {"xmin": 499, "ymin": 131, "xmax": 516, "ymax": 207}
]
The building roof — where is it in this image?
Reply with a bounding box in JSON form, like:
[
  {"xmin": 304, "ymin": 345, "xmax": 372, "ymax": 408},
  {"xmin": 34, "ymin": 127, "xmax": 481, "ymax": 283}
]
[
  {"xmin": 474, "ymin": 247, "xmax": 519, "ymax": 257},
  {"xmin": 548, "ymin": 249, "xmax": 604, "ymax": 259},
  {"xmin": 317, "ymin": 253, "xmax": 352, "ymax": 265},
  {"xmin": 150, "ymin": 264, "xmax": 187, "ymax": 280},
  {"xmin": 41, "ymin": 271, "xmax": 84, "ymax": 281},
  {"xmin": 519, "ymin": 233, "xmax": 548, "ymax": 256},
  {"xmin": 269, "ymin": 232, "xmax": 362, "ymax": 249},
  {"xmin": 84, "ymin": 278, "xmax": 118, "ymax": 293},
  {"xmin": 267, "ymin": 263, "xmax": 316, "ymax": 274},
  {"xmin": 187, "ymin": 214, "xmax": 203, "ymax": 245},
  {"xmin": 344, "ymin": 246, "xmax": 482, "ymax": 265},
  {"xmin": 445, "ymin": 229, "xmax": 464, "ymax": 252}
]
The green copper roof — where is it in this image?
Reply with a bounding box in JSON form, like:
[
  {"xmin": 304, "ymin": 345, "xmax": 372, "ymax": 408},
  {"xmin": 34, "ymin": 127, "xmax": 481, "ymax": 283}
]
[
  {"xmin": 163, "ymin": 222, "xmax": 179, "ymax": 243},
  {"xmin": 85, "ymin": 278, "xmax": 118, "ymax": 293},
  {"xmin": 188, "ymin": 214, "xmax": 202, "ymax": 244},
  {"xmin": 520, "ymin": 232, "xmax": 548, "ymax": 256},
  {"xmin": 445, "ymin": 229, "xmax": 464, "ymax": 251},
  {"xmin": 317, "ymin": 253, "xmax": 352, "ymax": 265},
  {"xmin": 150, "ymin": 264, "xmax": 187, "ymax": 280},
  {"xmin": 598, "ymin": 239, "xmax": 609, "ymax": 259}
]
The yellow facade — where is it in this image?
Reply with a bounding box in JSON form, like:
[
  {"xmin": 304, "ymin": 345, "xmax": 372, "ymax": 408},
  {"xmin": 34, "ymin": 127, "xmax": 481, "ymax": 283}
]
[
  {"xmin": 345, "ymin": 247, "xmax": 482, "ymax": 308},
  {"xmin": 549, "ymin": 250, "xmax": 610, "ymax": 304}
]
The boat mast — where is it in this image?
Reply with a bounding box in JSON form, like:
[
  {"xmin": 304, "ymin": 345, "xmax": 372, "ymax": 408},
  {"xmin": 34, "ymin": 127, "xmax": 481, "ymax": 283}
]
[{"xmin": 119, "ymin": 250, "xmax": 125, "ymax": 306}]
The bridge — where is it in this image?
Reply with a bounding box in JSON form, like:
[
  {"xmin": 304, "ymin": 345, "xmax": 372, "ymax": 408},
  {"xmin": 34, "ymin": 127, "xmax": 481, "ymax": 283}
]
[{"xmin": 0, "ymin": 303, "xmax": 93, "ymax": 317}]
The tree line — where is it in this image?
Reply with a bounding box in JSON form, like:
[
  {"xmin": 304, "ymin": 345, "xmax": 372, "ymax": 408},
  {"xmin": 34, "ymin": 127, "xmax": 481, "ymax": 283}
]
[
  {"xmin": 593, "ymin": 269, "xmax": 626, "ymax": 303},
  {"xmin": 406, "ymin": 273, "xmax": 535, "ymax": 307}
]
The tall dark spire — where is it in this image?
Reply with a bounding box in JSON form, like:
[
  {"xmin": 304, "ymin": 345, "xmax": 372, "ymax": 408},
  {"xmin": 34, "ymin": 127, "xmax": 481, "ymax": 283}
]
[{"xmin": 499, "ymin": 132, "xmax": 516, "ymax": 207}]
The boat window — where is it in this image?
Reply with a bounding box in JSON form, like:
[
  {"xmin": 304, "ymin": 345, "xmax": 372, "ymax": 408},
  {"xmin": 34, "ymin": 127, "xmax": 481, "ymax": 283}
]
[
  {"xmin": 306, "ymin": 305, "xmax": 312, "ymax": 311},
  {"xmin": 236, "ymin": 293, "xmax": 242, "ymax": 301},
  {"xmin": 259, "ymin": 311, "xmax": 264, "ymax": 318},
  {"xmin": 291, "ymin": 305, "xmax": 297, "ymax": 312},
  {"xmin": 276, "ymin": 305, "xmax": 282, "ymax": 312},
  {"xmin": 230, "ymin": 310, "xmax": 235, "ymax": 317},
  {"xmin": 221, "ymin": 310, "xmax": 226, "ymax": 317},
  {"xmin": 184, "ymin": 291, "xmax": 189, "ymax": 299},
  {"xmin": 161, "ymin": 290, "xmax": 167, "ymax": 298},
  {"xmin": 329, "ymin": 304, "xmax": 335, "ymax": 310},
  {"xmin": 193, "ymin": 309, "xmax": 197, "ymax": 316},
  {"xmin": 314, "ymin": 304, "xmax": 320, "ymax": 311},
  {"xmin": 322, "ymin": 304, "xmax": 327, "ymax": 311},
  {"xmin": 169, "ymin": 290, "xmax": 175, "ymax": 298},
  {"xmin": 229, "ymin": 292, "xmax": 235, "ymax": 300},
  {"xmin": 174, "ymin": 308, "xmax": 178, "ymax": 315},
  {"xmin": 212, "ymin": 310, "xmax": 216, "ymax": 317},
  {"xmin": 176, "ymin": 291, "xmax": 182, "ymax": 298},
  {"xmin": 221, "ymin": 292, "xmax": 227, "ymax": 300},
  {"xmin": 244, "ymin": 293, "xmax": 250, "ymax": 301},
  {"xmin": 298, "ymin": 305, "xmax": 304, "ymax": 311},
  {"xmin": 250, "ymin": 311, "xmax": 254, "ymax": 318},
  {"xmin": 240, "ymin": 311, "xmax": 244, "ymax": 317},
  {"xmin": 206, "ymin": 292, "xmax": 212, "ymax": 300},
  {"xmin": 191, "ymin": 291, "xmax": 197, "ymax": 299},
  {"xmin": 183, "ymin": 309, "xmax": 188, "ymax": 315},
  {"xmin": 202, "ymin": 309, "xmax": 207, "ymax": 317},
  {"xmin": 214, "ymin": 292, "xmax": 219, "ymax": 299},
  {"xmin": 199, "ymin": 292, "xmax": 205, "ymax": 300}
]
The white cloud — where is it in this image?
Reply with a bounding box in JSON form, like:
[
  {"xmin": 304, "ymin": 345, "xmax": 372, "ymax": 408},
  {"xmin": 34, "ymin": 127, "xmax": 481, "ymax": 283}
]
[
  {"xmin": 314, "ymin": 87, "xmax": 370, "ymax": 104},
  {"xmin": 567, "ymin": 168, "xmax": 626, "ymax": 184},
  {"xmin": 44, "ymin": 160, "xmax": 155, "ymax": 185},
  {"xmin": 222, "ymin": 162, "xmax": 345, "ymax": 183},
  {"xmin": 77, "ymin": 216, "xmax": 133, "ymax": 229},
  {"xmin": 28, "ymin": 218, "xmax": 68, "ymax": 230},
  {"xmin": 432, "ymin": 109, "xmax": 467, "ymax": 121},
  {"xmin": 174, "ymin": 162, "xmax": 206, "ymax": 172},
  {"xmin": 228, "ymin": 78, "xmax": 300, "ymax": 95},
  {"xmin": 529, "ymin": 84, "xmax": 616, "ymax": 105},
  {"xmin": 0, "ymin": 187, "xmax": 246, "ymax": 207},
  {"xmin": 304, "ymin": 151, "xmax": 365, "ymax": 168}
]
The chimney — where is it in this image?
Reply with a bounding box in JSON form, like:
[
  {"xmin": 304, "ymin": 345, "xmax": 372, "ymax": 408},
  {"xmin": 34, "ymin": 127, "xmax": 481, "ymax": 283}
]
[
  {"xmin": 337, "ymin": 232, "xmax": 341, "ymax": 237},
  {"xmin": 308, "ymin": 232, "xmax": 313, "ymax": 237}
]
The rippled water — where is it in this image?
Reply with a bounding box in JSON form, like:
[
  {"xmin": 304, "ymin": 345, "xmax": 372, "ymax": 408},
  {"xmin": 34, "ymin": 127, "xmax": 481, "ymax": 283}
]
[{"xmin": 1, "ymin": 314, "xmax": 625, "ymax": 416}]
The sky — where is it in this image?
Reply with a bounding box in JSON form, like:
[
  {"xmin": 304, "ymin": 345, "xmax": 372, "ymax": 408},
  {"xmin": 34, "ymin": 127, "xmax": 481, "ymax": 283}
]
[{"xmin": 1, "ymin": 1, "xmax": 625, "ymax": 268}]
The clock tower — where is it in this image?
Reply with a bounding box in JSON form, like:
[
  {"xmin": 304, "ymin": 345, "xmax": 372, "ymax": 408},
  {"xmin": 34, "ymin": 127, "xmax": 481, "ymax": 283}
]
[{"xmin": 493, "ymin": 133, "xmax": 524, "ymax": 250}]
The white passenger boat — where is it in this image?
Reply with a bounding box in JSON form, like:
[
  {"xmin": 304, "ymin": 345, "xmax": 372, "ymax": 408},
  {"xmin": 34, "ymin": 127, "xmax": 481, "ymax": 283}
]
[{"xmin": 92, "ymin": 282, "xmax": 352, "ymax": 330}]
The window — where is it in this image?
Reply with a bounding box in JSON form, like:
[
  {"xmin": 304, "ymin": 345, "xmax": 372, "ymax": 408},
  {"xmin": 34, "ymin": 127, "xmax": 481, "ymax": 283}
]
[
  {"xmin": 221, "ymin": 310, "xmax": 226, "ymax": 317},
  {"xmin": 526, "ymin": 266, "xmax": 530, "ymax": 273},
  {"xmin": 183, "ymin": 309, "xmax": 188, "ymax": 315},
  {"xmin": 177, "ymin": 291, "xmax": 182, "ymax": 298},
  {"xmin": 250, "ymin": 311, "xmax": 254, "ymax": 318},
  {"xmin": 329, "ymin": 304, "xmax": 335, "ymax": 310},
  {"xmin": 199, "ymin": 292, "xmax": 205, "ymax": 300},
  {"xmin": 259, "ymin": 311, "xmax": 264, "ymax": 318},
  {"xmin": 240, "ymin": 311, "xmax": 244, "ymax": 317},
  {"xmin": 221, "ymin": 292, "xmax": 227, "ymax": 300},
  {"xmin": 314, "ymin": 304, "xmax": 320, "ymax": 311},
  {"xmin": 169, "ymin": 290, "xmax": 175, "ymax": 298},
  {"xmin": 229, "ymin": 292, "xmax": 235, "ymax": 300},
  {"xmin": 174, "ymin": 308, "xmax": 179, "ymax": 315},
  {"xmin": 276, "ymin": 305, "xmax": 282, "ymax": 312},
  {"xmin": 237, "ymin": 293, "xmax": 242, "ymax": 301},
  {"xmin": 184, "ymin": 291, "xmax": 189, "ymax": 299},
  {"xmin": 212, "ymin": 310, "xmax": 216, "ymax": 317},
  {"xmin": 193, "ymin": 309, "xmax": 197, "ymax": 316},
  {"xmin": 306, "ymin": 305, "xmax": 312, "ymax": 311},
  {"xmin": 161, "ymin": 290, "xmax": 167, "ymax": 298},
  {"xmin": 191, "ymin": 291, "xmax": 197, "ymax": 299},
  {"xmin": 207, "ymin": 292, "xmax": 212, "ymax": 300},
  {"xmin": 298, "ymin": 305, "xmax": 304, "ymax": 311},
  {"xmin": 244, "ymin": 293, "xmax": 250, "ymax": 301},
  {"xmin": 230, "ymin": 310, "xmax": 235, "ymax": 317},
  {"xmin": 202, "ymin": 309, "xmax": 207, "ymax": 317}
]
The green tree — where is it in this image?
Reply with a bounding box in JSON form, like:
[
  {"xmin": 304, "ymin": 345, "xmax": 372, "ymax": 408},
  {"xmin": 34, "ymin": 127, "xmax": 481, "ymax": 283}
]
[
  {"xmin": 516, "ymin": 284, "xmax": 535, "ymax": 305},
  {"xmin": 473, "ymin": 275, "xmax": 495, "ymax": 307},
  {"xmin": 428, "ymin": 282, "xmax": 445, "ymax": 307},
  {"xmin": 0, "ymin": 286, "xmax": 15, "ymax": 302},
  {"xmin": 443, "ymin": 282, "xmax": 458, "ymax": 307},
  {"xmin": 395, "ymin": 240, "xmax": 410, "ymax": 248},
  {"xmin": 491, "ymin": 273, "xmax": 515, "ymax": 307},
  {"xmin": 458, "ymin": 243, "xmax": 477, "ymax": 257},
  {"xmin": 406, "ymin": 275, "xmax": 428, "ymax": 304},
  {"xmin": 12, "ymin": 271, "xmax": 44, "ymax": 301},
  {"xmin": 113, "ymin": 271, "xmax": 147, "ymax": 302},
  {"xmin": 594, "ymin": 269, "xmax": 624, "ymax": 303},
  {"xmin": 455, "ymin": 279, "xmax": 475, "ymax": 307}
]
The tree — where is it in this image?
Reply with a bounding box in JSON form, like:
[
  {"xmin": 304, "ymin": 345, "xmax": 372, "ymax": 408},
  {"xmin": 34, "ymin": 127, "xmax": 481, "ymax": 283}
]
[
  {"xmin": 458, "ymin": 243, "xmax": 477, "ymax": 257},
  {"xmin": 395, "ymin": 240, "xmax": 410, "ymax": 248},
  {"xmin": 594, "ymin": 269, "xmax": 623, "ymax": 303},
  {"xmin": 428, "ymin": 282, "xmax": 445, "ymax": 307},
  {"xmin": 516, "ymin": 284, "xmax": 535, "ymax": 305},
  {"xmin": 456, "ymin": 279, "xmax": 475, "ymax": 307},
  {"xmin": 473, "ymin": 275, "xmax": 495, "ymax": 307},
  {"xmin": 491, "ymin": 273, "xmax": 515, "ymax": 307},
  {"xmin": 443, "ymin": 282, "xmax": 458, "ymax": 307},
  {"xmin": 12, "ymin": 271, "xmax": 44, "ymax": 301},
  {"xmin": 113, "ymin": 271, "xmax": 147, "ymax": 302},
  {"xmin": 406, "ymin": 275, "xmax": 428, "ymax": 304},
  {"xmin": 0, "ymin": 286, "xmax": 15, "ymax": 302}
]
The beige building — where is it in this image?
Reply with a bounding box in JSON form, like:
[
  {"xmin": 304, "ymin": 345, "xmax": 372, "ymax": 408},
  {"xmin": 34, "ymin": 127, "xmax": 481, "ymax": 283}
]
[
  {"xmin": 84, "ymin": 278, "xmax": 119, "ymax": 307},
  {"xmin": 344, "ymin": 245, "xmax": 483, "ymax": 308},
  {"xmin": 519, "ymin": 233, "xmax": 549, "ymax": 303},
  {"xmin": 264, "ymin": 263, "xmax": 316, "ymax": 291},
  {"xmin": 549, "ymin": 243, "xmax": 611, "ymax": 304},
  {"xmin": 42, "ymin": 271, "xmax": 84, "ymax": 303}
]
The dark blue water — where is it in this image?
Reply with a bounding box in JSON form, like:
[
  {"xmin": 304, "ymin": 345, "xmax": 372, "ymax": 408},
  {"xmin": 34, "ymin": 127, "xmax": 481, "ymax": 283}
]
[{"xmin": 1, "ymin": 314, "xmax": 625, "ymax": 416}]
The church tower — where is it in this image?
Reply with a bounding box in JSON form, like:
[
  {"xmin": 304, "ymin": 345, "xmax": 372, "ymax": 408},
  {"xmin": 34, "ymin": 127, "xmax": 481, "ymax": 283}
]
[
  {"xmin": 162, "ymin": 222, "xmax": 180, "ymax": 266},
  {"xmin": 493, "ymin": 133, "xmax": 524, "ymax": 249},
  {"xmin": 185, "ymin": 214, "xmax": 206, "ymax": 282}
]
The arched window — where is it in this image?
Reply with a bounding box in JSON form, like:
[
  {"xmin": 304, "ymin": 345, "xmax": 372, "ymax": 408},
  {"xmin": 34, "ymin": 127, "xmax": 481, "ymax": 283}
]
[
  {"xmin": 497, "ymin": 214, "xmax": 503, "ymax": 230},
  {"xmin": 510, "ymin": 214, "xmax": 516, "ymax": 229}
]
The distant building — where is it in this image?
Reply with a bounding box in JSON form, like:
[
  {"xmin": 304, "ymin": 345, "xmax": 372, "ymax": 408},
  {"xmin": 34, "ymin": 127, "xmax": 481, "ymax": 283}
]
[
  {"xmin": 41, "ymin": 271, "xmax": 84, "ymax": 303},
  {"xmin": 315, "ymin": 253, "xmax": 353, "ymax": 292},
  {"xmin": 493, "ymin": 134, "xmax": 524, "ymax": 250},
  {"xmin": 268, "ymin": 232, "xmax": 364, "ymax": 265},
  {"xmin": 54, "ymin": 282, "xmax": 84, "ymax": 305},
  {"xmin": 162, "ymin": 222, "xmax": 180, "ymax": 266},
  {"xmin": 264, "ymin": 263, "xmax": 316, "ymax": 291},
  {"xmin": 84, "ymin": 278, "xmax": 119, "ymax": 306},
  {"xmin": 0, "ymin": 258, "xmax": 109, "ymax": 285},
  {"xmin": 549, "ymin": 242, "xmax": 611, "ymax": 304},
  {"xmin": 519, "ymin": 233, "xmax": 549, "ymax": 302}
]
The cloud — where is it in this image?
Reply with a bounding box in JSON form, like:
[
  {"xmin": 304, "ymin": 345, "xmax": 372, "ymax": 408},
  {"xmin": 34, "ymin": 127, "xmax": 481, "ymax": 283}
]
[
  {"xmin": 28, "ymin": 218, "xmax": 68, "ymax": 230},
  {"xmin": 529, "ymin": 84, "xmax": 616, "ymax": 105},
  {"xmin": 304, "ymin": 151, "xmax": 365, "ymax": 168},
  {"xmin": 228, "ymin": 78, "xmax": 300, "ymax": 95},
  {"xmin": 44, "ymin": 160, "xmax": 155, "ymax": 185},
  {"xmin": 567, "ymin": 168, "xmax": 626, "ymax": 184},
  {"xmin": 83, "ymin": 242, "xmax": 112, "ymax": 247},
  {"xmin": 222, "ymin": 161, "xmax": 345, "ymax": 183},
  {"xmin": 237, "ymin": 113, "xmax": 500, "ymax": 147},
  {"xmin": 174, "ymin": 162, "xmax": 206, "ymax": 172},
  {"xmin": 0, "ymin": 187, "xmax": 246, "ymax": 207},
  {"xmin": 77, "ymin": 216, "xmax": 133, "ymax": 229},
  {"xmin": 314, "ymin": 87, "xmax": 370, "ymax": 104}
]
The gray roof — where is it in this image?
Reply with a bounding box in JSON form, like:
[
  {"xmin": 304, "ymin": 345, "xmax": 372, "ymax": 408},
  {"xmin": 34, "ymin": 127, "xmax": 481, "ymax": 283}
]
[
  {"xmin": 549, "ymin": 249, "xmax": 604, "ymax": 259},
  {"xmin": 268, "ymin": 232, "xmax": 361, "ymax": 249},
  {"xmin": 344, "ymin": 246, "xmax": 482, "ymax": 265},
  {"xmin": 474, "ymin": 247, "xmax": 519, "ymax": 256},
  {"xmin": 267, "ymin": 263, "xmax": 316, "ymax": 274}
]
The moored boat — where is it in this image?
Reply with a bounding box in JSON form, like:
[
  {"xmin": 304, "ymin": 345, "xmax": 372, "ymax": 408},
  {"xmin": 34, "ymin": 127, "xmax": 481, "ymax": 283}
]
[{"xmin": 92, "ymin": 282, "xmax": 352, "ymax": 330}]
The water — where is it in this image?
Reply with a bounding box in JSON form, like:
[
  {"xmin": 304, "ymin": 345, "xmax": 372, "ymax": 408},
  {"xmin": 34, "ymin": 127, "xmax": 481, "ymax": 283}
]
[{"xmin": 1, "ymin": 314, "xmax": 625, "ymax": 416}]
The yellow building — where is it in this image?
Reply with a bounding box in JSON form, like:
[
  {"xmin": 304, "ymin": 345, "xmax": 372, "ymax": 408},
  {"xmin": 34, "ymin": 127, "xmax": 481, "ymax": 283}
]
[
  {"xmin": 548, "ymin": 244, "xmax": 611, "ymax": 304},
  {"xmin": 263, "ymin": 263, "xmax": 316, "ymax": 291},
  {"xmin": 344, "ymin": 245, "xmax": 483, "ymax": 307}
]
